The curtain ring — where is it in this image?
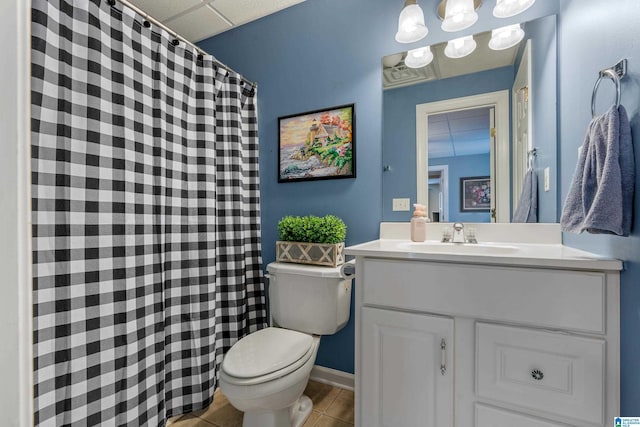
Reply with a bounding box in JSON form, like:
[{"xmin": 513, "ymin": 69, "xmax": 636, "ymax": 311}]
[{"xmin": 591, "ymin": 68, "xmax": 621, "ymax": 117}]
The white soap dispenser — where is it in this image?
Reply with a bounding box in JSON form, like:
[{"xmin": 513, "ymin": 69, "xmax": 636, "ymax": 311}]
[{"xmin": 410, "ymin": 203, "xmax": 429, "ymax": 242}]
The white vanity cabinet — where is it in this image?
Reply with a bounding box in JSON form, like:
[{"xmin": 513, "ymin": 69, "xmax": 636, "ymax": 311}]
[{"xmin": 350, "ymin": 252, "xmax": 621, "ymax": 427}]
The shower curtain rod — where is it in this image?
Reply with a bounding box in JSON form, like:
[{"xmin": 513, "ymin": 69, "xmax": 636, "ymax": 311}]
[{"xmin": 107, "ymin": 0, "xmax": 258, "ymax": 89}]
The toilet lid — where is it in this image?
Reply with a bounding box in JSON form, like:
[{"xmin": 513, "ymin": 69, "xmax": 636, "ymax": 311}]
[{"xmin": 222, "ymin": 327, "xmax": 314, "ymax": 378}]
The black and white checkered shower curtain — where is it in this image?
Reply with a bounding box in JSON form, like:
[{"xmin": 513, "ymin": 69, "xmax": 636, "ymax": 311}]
[{"xmin": 31, "ymin": 0, "xmax": 267, "ymax": 425}]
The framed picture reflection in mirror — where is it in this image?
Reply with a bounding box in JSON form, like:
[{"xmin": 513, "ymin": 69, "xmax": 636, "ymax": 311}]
[{"xmin": 460, "ymin": 176, "xmax": 491, "ymax": 212}]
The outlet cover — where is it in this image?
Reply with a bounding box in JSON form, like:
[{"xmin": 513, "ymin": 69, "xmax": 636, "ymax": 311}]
[{"xmin": 392, "ymin": 198, "xmax": 410, "ymax": 211}]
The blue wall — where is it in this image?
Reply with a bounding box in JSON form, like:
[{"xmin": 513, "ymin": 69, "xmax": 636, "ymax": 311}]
[
  {"xmin": 382, "ymin": 66, "xmax": 514, "ymax": 222},
  {"xmin": 557, "ymin": 0, "xmax": 640, "ymax": 415},
  {"xmin": 198, "ymin": 0, "xmax": 560, "ymax": 376},
  {"xmin": 431, "ymin": 154, "xmax": 491, "ymax": 223}
]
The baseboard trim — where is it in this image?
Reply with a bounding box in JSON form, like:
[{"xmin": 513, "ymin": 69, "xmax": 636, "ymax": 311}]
[{"xmin": 309, "ymin": 365, "xmax": 354, "ymax": 391}]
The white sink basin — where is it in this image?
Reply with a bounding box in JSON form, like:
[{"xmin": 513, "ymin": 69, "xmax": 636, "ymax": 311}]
[{"xmin": 397, "ymin": 241, "xmax": 520, "ymax": 255}]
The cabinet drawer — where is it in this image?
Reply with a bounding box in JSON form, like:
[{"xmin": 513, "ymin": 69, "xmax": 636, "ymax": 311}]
[
  {"xmin": 476, "ymin": 323, "xmax": 604, "ymax": 425},
  {"xmin": 361, "ymin": 259, "xmax": 605, "ymax": 333},
  {"xmin": 476, "ymin": 404, "xmax": 569, "ymax": 427}
]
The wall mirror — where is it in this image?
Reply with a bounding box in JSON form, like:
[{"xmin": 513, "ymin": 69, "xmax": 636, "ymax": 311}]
[{"xmin": 382, "ymin": 14, "xmax": 557, "ymax": 223}]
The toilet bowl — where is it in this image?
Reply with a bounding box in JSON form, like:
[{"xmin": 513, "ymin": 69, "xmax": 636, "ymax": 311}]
[
  {"xmin": 219, "ymin": 328, "xmax": 321, "ymax": 427},
  {"xmin": 218, "ymin": 262, "xmax": 354, "ymax": 427}
]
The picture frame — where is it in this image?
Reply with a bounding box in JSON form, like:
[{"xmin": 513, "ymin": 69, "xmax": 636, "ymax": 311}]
[
  {"xmin": 278, "ymin": 104, "xmax": 356, "ymax": 183},
  {"xmin": 460, "ymin": 176, "xmax": 491, "ymax": 212}
]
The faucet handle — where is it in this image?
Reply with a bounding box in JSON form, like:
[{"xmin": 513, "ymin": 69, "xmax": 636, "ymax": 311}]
[
  {"xmin": 466, "ymin": 228, "xmax": 477, "ymax": 244},
  {"xmin": 441, "ymin": 228, "xmax": 452, "ymax": 243}
]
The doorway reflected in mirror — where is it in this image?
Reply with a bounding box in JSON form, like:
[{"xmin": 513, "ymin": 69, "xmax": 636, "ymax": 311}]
[{"xmin": 428, "ymin": 107, "xmax": 493, "ymax": 223}]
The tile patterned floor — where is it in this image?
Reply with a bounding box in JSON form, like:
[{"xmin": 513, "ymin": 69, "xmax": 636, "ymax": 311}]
[{"xmin": 167, "ymin": 380, "xmax": 354, "ymax": 427}]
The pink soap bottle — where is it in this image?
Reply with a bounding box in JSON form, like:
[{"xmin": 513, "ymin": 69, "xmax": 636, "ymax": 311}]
[{"xmin": 410, "ymin": 203, "xmax": 428, "ymax": 242}]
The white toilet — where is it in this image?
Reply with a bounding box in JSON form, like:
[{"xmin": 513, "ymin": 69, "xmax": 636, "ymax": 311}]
[{"xmin": 219, "ymin": 261, "xmax": 353, "ymax": 427}]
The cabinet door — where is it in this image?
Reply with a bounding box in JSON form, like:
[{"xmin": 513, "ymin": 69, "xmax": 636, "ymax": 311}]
[{"xmin": 361, "ymin": 307, "xmax": 453, "ymax": 427}]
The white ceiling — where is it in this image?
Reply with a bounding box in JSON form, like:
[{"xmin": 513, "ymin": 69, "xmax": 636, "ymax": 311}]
[
  {"xmin": 428, "ymin": 107, "xmax": 491, "ymax": 159},
  {"xmin": 128, "ymin": 0, "xmax": 306, "ymax": 43}
]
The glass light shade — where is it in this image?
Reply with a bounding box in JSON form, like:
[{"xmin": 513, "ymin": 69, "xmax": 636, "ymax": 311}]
[
  {"xmin": 489, "ymin": 24, "xmax": 525, "ymax": 50},
  {"xmin": 493, "ymin": 0, "xmax": 535, "ymax": 18},
  {"xmin": 395, "ymin": 2, "xmax": 428, "ymax": 43},
  {"xmin": 441, "ymin": 0, "xmax": 478, "ymax": 32},
  {"xmin": 444, "ymin": 35, "xmax": 476, "ymax": 58},
  {"xmin": 404, "ymin": 46, "xmax": 434, "ymax": 68}
]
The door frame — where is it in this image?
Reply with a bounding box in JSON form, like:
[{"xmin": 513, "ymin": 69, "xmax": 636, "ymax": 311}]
[
  {"xmin": 1, "ymin": 0, "xmax": 33, "ymax": 425},
  {"xmin": 512, "ymin": 40, "xmax": 533, "ymax": 206},
  {"xmin": 428, "ymin": 164, "xmax": 449, "ymax": 222},
  {"xmin": 416, "ymin": 90, "xmax": 510, "ymax": 223}
]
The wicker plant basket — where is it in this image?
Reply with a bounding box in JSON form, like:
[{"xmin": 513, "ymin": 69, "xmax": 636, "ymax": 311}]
[{"xmin": 276, "ymin": 241, "xmax": 345, "ymax": 267}]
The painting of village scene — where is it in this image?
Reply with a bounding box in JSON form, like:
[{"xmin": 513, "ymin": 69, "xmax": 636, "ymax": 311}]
[{"xmin": 278, "ymin": 104, "xmax": 355, "ymax": 182}]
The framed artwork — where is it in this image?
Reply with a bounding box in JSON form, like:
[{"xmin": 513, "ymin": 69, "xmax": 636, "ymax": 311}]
[
  {"xmin": 278, "ymin": 104, "xmax": 355, "ymax": 183},
  {"xmin": 460, "ymin": 176, "xmax": 491, "ymax": 212}
]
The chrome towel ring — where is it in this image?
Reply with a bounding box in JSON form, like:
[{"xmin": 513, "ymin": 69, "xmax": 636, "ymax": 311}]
[{"xmin": 591, "ymin": 59, "xmax": 627, "ymax": 117}]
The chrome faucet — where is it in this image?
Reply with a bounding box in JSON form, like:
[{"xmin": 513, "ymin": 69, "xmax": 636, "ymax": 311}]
[
  {"xmin": 451, "ymin": 222, "xmax": 466, "ymax": 243},
  {"xmin": 441, "ymin": 223, "xmax": 477, "ymax": 243}
]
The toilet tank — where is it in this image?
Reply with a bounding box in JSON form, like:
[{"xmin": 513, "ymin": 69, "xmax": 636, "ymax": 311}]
[{"xmin": 266, "ymin": 262, "xmax": 353, "ymax": 335}]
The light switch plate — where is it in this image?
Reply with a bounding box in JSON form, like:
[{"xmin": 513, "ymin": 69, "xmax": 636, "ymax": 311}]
[
  {"xmin": 392, "ymin": 198, "xmax": 410, "ymax": 211},
  {"xmin": 544, "ymin": 167, "xmax": 550, "ymax": 192}
]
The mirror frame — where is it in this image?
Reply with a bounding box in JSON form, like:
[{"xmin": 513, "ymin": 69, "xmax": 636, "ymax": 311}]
[{"xmin": 416, "ymin": 90, "xmax": 511, "ymax": 222}]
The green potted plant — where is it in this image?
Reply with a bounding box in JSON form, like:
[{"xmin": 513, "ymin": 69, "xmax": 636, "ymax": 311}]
[{"xmin": 276, "ymin": 215, "xmax": 347, "ymax": 267}]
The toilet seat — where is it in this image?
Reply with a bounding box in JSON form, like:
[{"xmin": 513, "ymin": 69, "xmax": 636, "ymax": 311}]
[{"xmin": 221, "ymin": 327, "xmax": 315, "ymax": 386}]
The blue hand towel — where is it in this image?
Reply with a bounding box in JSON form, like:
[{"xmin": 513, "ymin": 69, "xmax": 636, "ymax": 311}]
[
  {"xmin": 561, "ymin": 105, "xmax": 634, "ymax": 236},
  {"xmin": 513, "ymin": 167, "xmax": 538, "ymax": 223},
  {"xmin": 618, "ymin": 105, "xmax": 634, "ymax": 235}
]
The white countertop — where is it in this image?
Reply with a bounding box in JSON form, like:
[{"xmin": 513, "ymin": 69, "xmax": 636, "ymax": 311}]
[{"xmin": 345, "ymin": 239, "xmax": 623, "ymax": 271}]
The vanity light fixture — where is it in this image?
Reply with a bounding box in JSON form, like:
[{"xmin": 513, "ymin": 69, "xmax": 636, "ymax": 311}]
[
  {"xmin": 488, "ymin": 24, "xmax": 525, "ymax": 50},
  {"xmin": 493, "ymin": 0, "xmax": 535, "ymax": 18},
  {"xmin": 404, "ymin": 46, "xmax": 434, "ymax": 68},
  {"xmin": 441, "ymin": 0, "xmax": 479, "ymax": 32},
  {"xmin": 395, "ymin": 0, "xmax": 428, "ymax": 44},
  {"xmin": 444, "ymin": 35, "xmax": 477, "ymax": 58}
]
